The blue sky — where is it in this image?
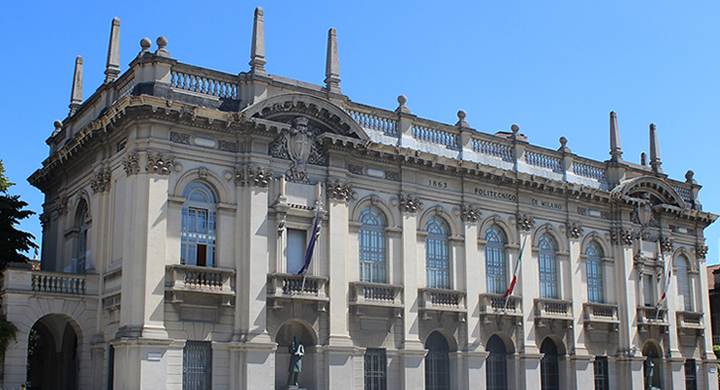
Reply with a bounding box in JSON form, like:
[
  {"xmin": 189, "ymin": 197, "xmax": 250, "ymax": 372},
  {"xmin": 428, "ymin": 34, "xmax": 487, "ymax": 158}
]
[{"xmin": 2, "ymin": 1, "xmax": 719, "ymax": 264}]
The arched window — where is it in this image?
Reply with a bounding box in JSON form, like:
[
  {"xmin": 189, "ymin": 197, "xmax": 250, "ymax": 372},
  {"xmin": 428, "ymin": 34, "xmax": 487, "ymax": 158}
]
[
  {"xmin": 538, "ymin": 234, "xmax": 558, "ymax": 299},
  {"xmin": 425, "ymin": 331, "xmax": 450, "ymax": 390},
  {"xmin": 676, "ymin": 256, "xmax": 693, "ymax": 311},
  {"xmin": 485, "ymin": 225, "xmax": 507, "ymax": 294},
  {"xmin": 586, "ymin": 242, "xmax": 604, "ymax": 303},
  {"xmin": 181, "ymin": 182, "xmax": 217, "ymax": 267},
  {"xmin": 75, "ymin": 200, "xmax": 89, "ymax": 274},
  {"xmin": 540, "ymin": 338, "xmax": 559, "ymax": 390},
  {"xmin": 359, "ymin": 207, "xmax": 387, "ymax": 283},
  {"xmin": 426, "ymin": 217, "xmax": 450, "ymax": 289},
  {"xmin": 486, "ymin": 335, "xmax": 508, "ymax": 390}
]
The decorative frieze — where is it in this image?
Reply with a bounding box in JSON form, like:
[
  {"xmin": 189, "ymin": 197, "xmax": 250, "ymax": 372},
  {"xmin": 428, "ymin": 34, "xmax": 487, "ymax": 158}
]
[
  {"xmin": 91, "ymin": 169, "xmax": 112, "ymax": 194},
  {"xmin": 348, "ymin": 164, "xmax": 364, "ymax": 175},
  {"xmin": 122, "ymin": 152, "xmax": 140, "ymax": 176},
  {"xmin": 398, "ymin": 192, "xmax": 420, "ymax": 214},
  {"xmin": 460, "ymin": 203, "xmax": 481, "ymax": 222},
  {"xmin": 218, "ymin": 140, "xmax": 237, "ymax": 152},
  {"xmin": 515, "ymin": 212, "xmax": 535, "ymax": 231},
  {"xmin": 696, "ymin": 245, "xmax": 708, "ymax": 259},
  {"xmin": 234, "ymin": 164, "xmax": 274, "ymax": 188},
  {"xmin": 611, "ymin": 228, "xmax": 633, "ymax": 247},
  {"xmin": 660, "ymin": 237, "xmax": 673, "ymax": 254},
  {"xmin": 564, "ymin": 222, "xmax": 584, "ymax": 239},
  {"xmin": 385, "ymin": 171, "xmax": 401, "ymax": 182},
  {"xmin": 146, "ymin": 152, "xmax": 175, "ymax": 175},
  {"xmin": 326, "ymin": 178, "xmax": 352, "ymax": 203},
  {"xmin": 169, "ymin": 131, "xmax": 191, "ymax": 144}
]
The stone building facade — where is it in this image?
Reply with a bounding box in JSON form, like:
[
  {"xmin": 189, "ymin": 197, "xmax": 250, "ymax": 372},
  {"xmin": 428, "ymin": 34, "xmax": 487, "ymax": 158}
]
[{"xmin": 4, "ymin": 8, "xmax": 717, "ymax": 390}]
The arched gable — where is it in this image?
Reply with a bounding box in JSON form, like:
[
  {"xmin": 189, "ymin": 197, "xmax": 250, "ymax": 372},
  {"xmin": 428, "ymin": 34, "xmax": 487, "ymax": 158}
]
[
  {"xmin": 580, "ymin": 232, "xmax": 610, "ymax": 257},
  {"xmin": 418, "ymin": 206, "xmax": 459, "ymax": 237},
  {"xmin": 479, "ymin": 215, "xmax": 517, "ymax": 245},
  {"xmin": 532, "ymin": 223, "xmax": 566, "ymax": 252},
  {"xmin": 351, "ymin": 195, "xmax": 396, "ymax": 227},
  {"xmin": 243, "ymin": 93, "xmax": 368, "ymax": 141},
  {"xmin": 611, "ymin": 176, "xmax": 686, "ymax": 208},
  {"xmin": 173, "ymin": 168, "xmax": 230, "ymax": 204}
]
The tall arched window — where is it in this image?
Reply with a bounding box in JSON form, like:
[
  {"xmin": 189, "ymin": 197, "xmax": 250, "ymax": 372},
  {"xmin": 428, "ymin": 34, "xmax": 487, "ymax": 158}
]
[
  {"xmin": 426, "ymin": 217, "xmax": 450, "ymax": 289},
  {"xmin": 676, "ymin": 256, "xmax": 693, "ymax": 311},
  {"xmin": 485, "ymin": 225, "xmax": 507, "ymax": 294},
  {"xmin": 538, "ymin": 234, "xmax": 558, "ymax": 299},
  {"xmin": 75, "ymin": 200, "xmax": 89, "ymax": 274},
  {"xmin": 425, "ymin": 331, "xmax": 450, "ymax": 390},
  {"xmin": 486, "ymin": 335, "xmax": 508, "ymax": 390},
  {"xmin": 359, "ymin": 207, "xmax": 387, "ymax": 283},
  {"xmin": 586, "ymin": 242, "xmax": 604, "ymax": 303},
  {"xmin": 540, "ymin": 338, "xmax": 559, "ymax": 390},
  {"xmin": 181, "ymin": 182, "xmax": 217, "ymax": 267}
]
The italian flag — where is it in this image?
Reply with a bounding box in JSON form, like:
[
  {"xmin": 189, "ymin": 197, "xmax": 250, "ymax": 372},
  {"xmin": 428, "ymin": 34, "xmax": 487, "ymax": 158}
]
[
  {"xmin": 503, "ymin": 237, "xmax": 527, "ymax": 300},
  {"xmin": 657, "ymin": 268, "xmax": 672, "ymax": 306}
]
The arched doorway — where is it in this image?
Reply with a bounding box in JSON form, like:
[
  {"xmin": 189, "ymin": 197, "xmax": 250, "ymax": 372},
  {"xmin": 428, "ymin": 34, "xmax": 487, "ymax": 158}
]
[
  {"xmin": 425, "ymin": 331, "xmax": 450, "ymax": 390},
  {"xmin": 26, "ymin": 315, "xmax": 80, "ymax": 390},
  {"xmin": 486, "ymin": 335, "xmax": 508, "ymax": 390},
  {"xmin": 540, "ymin": 338, "xmax": 559, "ymax": 390},
  {"xmin": 642, "ymin": 341, "xmax": 663, "ymax": 389},
  {"xmin": 274, "ymin": 320, "xmax": 317, "ymax": 390}
]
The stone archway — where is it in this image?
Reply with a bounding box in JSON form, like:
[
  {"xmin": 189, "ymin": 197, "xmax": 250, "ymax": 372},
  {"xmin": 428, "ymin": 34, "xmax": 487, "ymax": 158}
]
[
  {"xmin": 642, "ymin": 341, "xmax": 663, "ymax": 389},
  {"xmin": 26, "ymin": 314, "xmax": 81, "ymax": 390},
  {"xmin": 273, "ymin": 320, "xmax": 317, "ymax": 390}
]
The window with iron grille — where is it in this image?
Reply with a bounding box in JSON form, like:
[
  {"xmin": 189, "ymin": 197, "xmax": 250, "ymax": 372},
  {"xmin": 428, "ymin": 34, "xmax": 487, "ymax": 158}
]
[
  {"xmin": 586, "ymin": 242, "xmax": 604, "ymax": 303},
  {"xmin": 486, "ymin": 335, "xmax": 507, "ymax": 390},
  {"xmin": 364, "ymin": 348, "xmax": 387, "ymax": 390},
  {"xmin": 107, "ymin": 345, "xmax": 114, "ymax": 390},
  {"xmin": 485, "ymin": 225, "xmax": 507, "ymax": 294},
  {"xmin": 426, "ymin": 217, "xmax": 450, "ymax": 289},
  {"xmin": 540, "ymin": 338, "xmax": 559, "ymax": 390},
  {"xmin": 359, "ymin": 207, "xmax": 387, "ymax": 283},
  {"xmin": 685, "ymin": 359, "xmax": 697, "ymax": 390},
  {"xmin": 181, "ymin": 182, "xmax": 217, "ymax": 267},
  {"xmin": 538, "ymin": 235, "xmax": 558, "ymax": 299},
  {"xmin": 425, "ymin": 332, "xmax": 450, "ymax": 390},
  {"xmin": 75, "ymin": 200, "xmax": 89, "ymax": 274},
  {"xmin": 183, "ymin": 341, "xmax": 212, "ymax": 390},
  {"xmin": 593, "ymin": 356, "xmax": 609, "ymax": 390}
]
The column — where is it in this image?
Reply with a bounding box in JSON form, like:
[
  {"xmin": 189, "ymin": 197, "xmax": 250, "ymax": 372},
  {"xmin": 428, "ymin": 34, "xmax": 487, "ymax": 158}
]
[
  {"xmin": 461, "ymin": 203, "xmax": 482, "ymax": 388},
  {"xmin": 517, "ymin": 221, "xmax": 539, "ymax": 388}
]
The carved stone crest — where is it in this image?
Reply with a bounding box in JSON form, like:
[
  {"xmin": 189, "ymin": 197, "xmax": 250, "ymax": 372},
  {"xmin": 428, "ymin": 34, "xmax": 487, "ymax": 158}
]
[
  {"xmin": 398, "ymin": 192, "xmax": 420, "ymax": 214},
  {"xmin": 326, "ymin": 178, "xmax": 352, "ymax": 203},
  {"xmin": 91, "ymin": 169, "xmax": 112, "ymax": 194},
  {"xmin": 122, "ymin": 152, "xmax": 140, "ymax": 176},
  {"xmin": 630, "ymin": 199, "xmax": 658, "ymax": 228},
  {"xmin": 234, "ymin": 164, "xmax": 274, "ymax": 188},
  {"xmin": 564, "ymin": 222, "xmax": 584, "ymax": 239},
  {"xmin": 269, "ymin": 116, "xmax": 326, "ymax": 183},
  {"xmin": 460, "ymin": 203, "xmax": 481, "ymax": 222},
  {"xmin": 146, "ymin": 152, "xmax": 175, "ymax": 175},
  {"xmin": 611, "ymin": 228, "xmax": 633, "ymax": 247},
  {"xmin": 696, "ymin": 245, "xmax": 708, "ymax": 259},
  {"xmin": 515, "ymin": 212, "xmax": 535, "ymax": 231},
  {"xmin": 660, "ymin": 237, "xmax": 673, "ymax": 254}
]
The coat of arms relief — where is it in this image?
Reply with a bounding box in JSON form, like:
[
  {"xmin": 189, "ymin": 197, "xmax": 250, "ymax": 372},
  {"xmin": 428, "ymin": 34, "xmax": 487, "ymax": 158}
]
[{"xmin": 269, "ymin": 116, "xmax": 326, "ymax": 183}]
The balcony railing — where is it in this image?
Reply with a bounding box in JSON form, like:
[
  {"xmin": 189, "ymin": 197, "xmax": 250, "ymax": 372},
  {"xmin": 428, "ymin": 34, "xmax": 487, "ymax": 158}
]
[
  {"xmin": 676, "ymin": 311, "xmax": 704, "ymax": 329},
  {"xmin": 418, "ymin": 288, "xmax": 466, "ymax": 313},
  {"xmin": 534, "ymin": 298, "xmax": 573, "ymax": 320},
  {"xmin": 479, "ymin": 293, "xmax": 523, "ymax": 317},
  {"xmin": 637, "ymin": 306, "xmax": 669, "ymax": 326},
  {"xmin": 165, "ymin": 264, "xmax": 235, "ymax": 306},
  {"xmin": 583, "ymin": 303, "xmax": 619, "ymax": 328},
  {"xmin": 267, "ymin": 273, "xmax": 328, "ymax": 302},
  {"xmin": 1, "ymin": 265, "xmax": 98, "ymax": 297},
  {"xmin": 349, "ymin": 281, "xmax": 404, "ymax": 310}
]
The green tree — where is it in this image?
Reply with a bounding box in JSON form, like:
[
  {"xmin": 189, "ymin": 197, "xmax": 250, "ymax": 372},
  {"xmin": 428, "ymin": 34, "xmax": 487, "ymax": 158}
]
[{"xmin": 0, "ymin": 160, "xmax": 38, "ymax": 267}]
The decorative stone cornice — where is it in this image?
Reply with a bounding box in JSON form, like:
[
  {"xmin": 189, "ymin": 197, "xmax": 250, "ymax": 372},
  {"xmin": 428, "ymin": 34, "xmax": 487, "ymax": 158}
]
[
  {"xmin": 91, "ymin": 169, "xmax": 112, "ymax": 194},
  {"xmin": 146, "ymin": 151, "xmax": 175, "ymax": 175},
  {"xmin": 660, "ymin": 237, "xmax": 673, "ymax": 255},
  {"xmin": 326, "ymin": 178, "xmax": 352, "ymax": 203},
  {"xmin": 460, "ymin": 203, "xmax": 481, "ymax": 223},
  {"xmin": 53, "ymin": 195, "xmax": 68, "ymax": 216},
  {"xmin": 398, "ymin": 192, "xmax": 420, "ymax": 214},
  {"xmin": 122, "ymin": 152, "xmax": 140, "ymax": 176},
  {"xmin": 564, "ymin": 221, "xmax": 584, "ymax": 239},
  {"xmin": 234, "ymin": 164, "xmax": 274, "ymax": 188},
  {"xmin": 515, "ymin": 212, "xmax": 535, "ymax": 231},
  {"xmin": 611, "ymin": 228, "xmax": 633, "ymax": 247},
  {"xmin": 696, "ymin": 245, "xmax": 708, "ymax": 259}
]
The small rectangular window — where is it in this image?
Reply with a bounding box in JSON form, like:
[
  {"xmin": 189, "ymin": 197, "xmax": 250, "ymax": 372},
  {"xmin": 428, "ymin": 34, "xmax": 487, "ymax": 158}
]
[
  {"xmin": 364, "ymin": 348, "xmax": 387, "ymax": 390},
  {"xmin": 183, "ymin": 341, "xmax": 212, "ymax": 390},
  {"xmin": 685, "ymin": 359, "xmax": 697, "ymax": 390},
  {"xmin": 643, "ymin": 275, "xmax": 654, "ymax": 306},
  {"xmin": 594, "ymin": 356, "xmax": 609, "ymax": 390},
  {"xmin": 287, "ymin": 229, "xmax": 306, "ymax": 274}
]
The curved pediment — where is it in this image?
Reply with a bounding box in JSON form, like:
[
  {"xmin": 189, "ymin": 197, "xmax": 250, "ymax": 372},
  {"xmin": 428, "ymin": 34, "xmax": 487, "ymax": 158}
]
[
  {"xmin": 611, "ymin": 176, "xmax": 686, "ymax": 208},
  {"xmin": 243, "ymin": 93, "xmax": 368, "ymax": 140}
]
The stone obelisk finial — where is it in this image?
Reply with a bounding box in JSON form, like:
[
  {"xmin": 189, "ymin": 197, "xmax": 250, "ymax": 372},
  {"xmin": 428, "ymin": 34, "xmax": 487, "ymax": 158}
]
[
  {"xmin": 249, "ymin": 7, "xmax": 267, "ymax": 75},
  {"xmin": 649, "ymin": 123, "xmax": 662, "ymax": 173},
  {"xmin": 609, "ymin": 111, "xmax": 622, "ymax": 162},
  {"xmin": 69, "ymin": 56, "xmax": 83, "ymax": 115},
  {"xmin": 104, "ymin": 17, "xmax": 121, "ymax": 83},
  {"xmin": 324, "ymin": 28, "xmax": 341, "ymax": 94}
]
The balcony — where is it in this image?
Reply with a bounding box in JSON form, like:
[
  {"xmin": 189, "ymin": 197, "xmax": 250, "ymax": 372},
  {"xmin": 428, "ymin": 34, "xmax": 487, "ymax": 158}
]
[
  {"xmin": 165, "ymin": 264, "xmax": 235, "ymax": 306},
  {"xmin": 676, "ymin": 311, "xmax": 704, "ymax": 334},
  {"xmin": 582, "ymin": 303, "xmax": 619, "ymax": 331},
  {"xmin": 418, "ymin": 288, "xmax": 466, "ymax": 320},
  {"xmin": 267, "ymin": 273, "xmax": 329, "ymax": 311},
  {"xmin": 1, "ymin": 264, "xmax": 99, "ymax": 297},
  {"xmin": 534, "ymin": 298, "xmax": 573, "ymax": 328},
  {"xmin": 349, "ymin": 281, "xmax": 404, "ymax": 316},
  {"xmin": 479, "ymin": 293, "xmax": 523, "ymax": 318},
  {"xmin": 636, "ymin": 306, "xmax": 669, "ymax": 332}
]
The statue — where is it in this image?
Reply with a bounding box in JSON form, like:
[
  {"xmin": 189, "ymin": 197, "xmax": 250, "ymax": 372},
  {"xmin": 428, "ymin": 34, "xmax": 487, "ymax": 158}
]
[
  {"xmin": 644, "ymin": 357, "xmax": 654, "ymax": 389},
  {"xmin": 287, "ymin": 336, "xmax": 305, "ymax": 387}
]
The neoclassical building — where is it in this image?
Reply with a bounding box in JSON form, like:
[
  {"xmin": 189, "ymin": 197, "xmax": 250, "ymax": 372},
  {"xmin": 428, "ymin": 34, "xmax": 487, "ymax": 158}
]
[{"xmin": 4, "ymin": 8, "xmax": 717, "ymax": 390}]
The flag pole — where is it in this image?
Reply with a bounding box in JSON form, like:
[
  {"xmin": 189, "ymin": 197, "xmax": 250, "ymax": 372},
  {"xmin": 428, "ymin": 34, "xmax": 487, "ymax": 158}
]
[{"xmin": 504, "ymin": 236, "xmax": 527, "ymax": 310}]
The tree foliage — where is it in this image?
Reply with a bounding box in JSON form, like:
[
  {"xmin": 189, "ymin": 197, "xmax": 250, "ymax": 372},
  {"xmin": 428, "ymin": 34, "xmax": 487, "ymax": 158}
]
[{"xmin": 0, "ymin": 160, "xmax": 38, "ymax": 267}]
